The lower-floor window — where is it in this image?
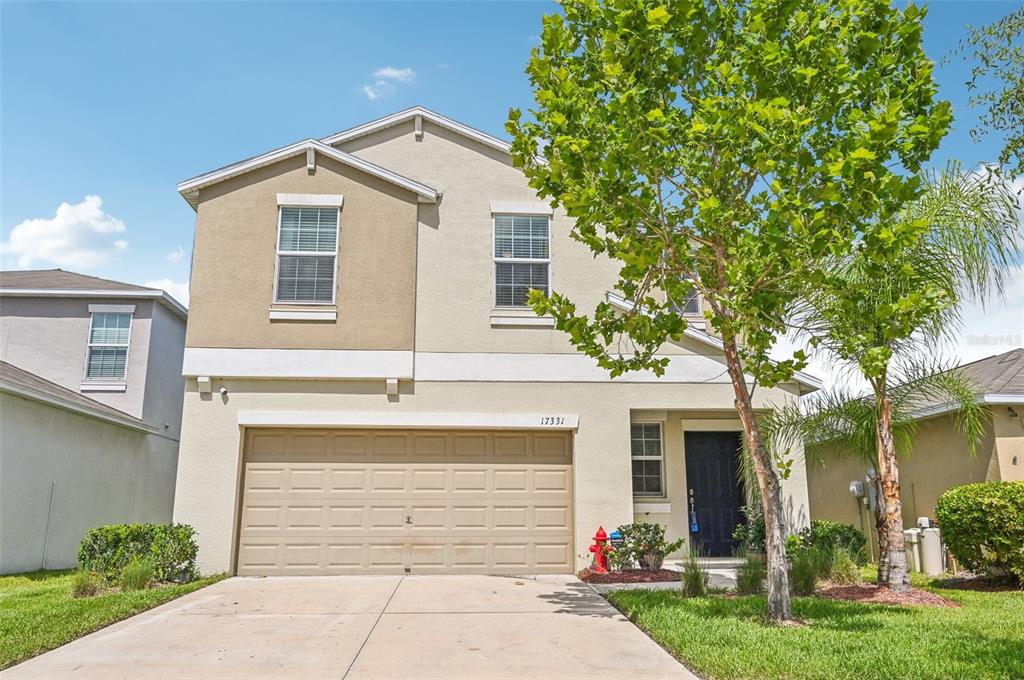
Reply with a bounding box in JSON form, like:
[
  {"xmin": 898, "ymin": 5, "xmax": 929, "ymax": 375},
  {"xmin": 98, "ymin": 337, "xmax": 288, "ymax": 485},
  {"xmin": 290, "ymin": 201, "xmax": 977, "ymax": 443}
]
[{"xmin": 631, "ymin": 422, "xmax": 664, "ymax": 497}]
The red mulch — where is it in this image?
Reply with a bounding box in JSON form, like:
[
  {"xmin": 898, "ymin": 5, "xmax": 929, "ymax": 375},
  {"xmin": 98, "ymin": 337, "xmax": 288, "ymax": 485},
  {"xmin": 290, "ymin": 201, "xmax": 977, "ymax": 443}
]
[
  {"xmin": 578, "ymin": 568, "xmax": 680, "ymax": 584},
  {"xmin": 818, "ymin": 581, "xmax": 959, "ymax": 608}
]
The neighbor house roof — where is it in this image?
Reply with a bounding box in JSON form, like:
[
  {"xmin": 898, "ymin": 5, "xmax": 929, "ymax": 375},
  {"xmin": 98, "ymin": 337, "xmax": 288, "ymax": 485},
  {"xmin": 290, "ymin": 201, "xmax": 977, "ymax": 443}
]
[
  {"xmin": 899, "ymin": 348, "xmax": 1024, "ymax": 421},
  {"xmin": 0, "ymin": 269, "xmax": 188, "ymax": 319},
  {"xmin": 0, "ymin": 360, "xmax": 157, "ymax": 433},
  {"xmin": 176, "ymin": 138, "xmax": 439, "ymax": 210}
]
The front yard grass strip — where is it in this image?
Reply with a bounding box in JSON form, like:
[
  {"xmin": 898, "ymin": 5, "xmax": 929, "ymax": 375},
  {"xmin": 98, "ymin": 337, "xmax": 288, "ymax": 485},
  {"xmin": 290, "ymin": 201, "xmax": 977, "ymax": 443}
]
[
  {"xmin": 608, "ymin": 580, "xmax": 1024, "ymax": 680},
  {"xmin": 0, "ymin": 569, "xmax": 226, "ymax": 668}
]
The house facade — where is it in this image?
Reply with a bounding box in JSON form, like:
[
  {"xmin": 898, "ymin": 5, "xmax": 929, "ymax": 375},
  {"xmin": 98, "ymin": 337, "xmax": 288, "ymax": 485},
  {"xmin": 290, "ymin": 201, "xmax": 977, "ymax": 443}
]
[
  {"xmin": 809, "ymin": 348, "xmax": 1024, "ymax": 555},
  {"xmin": 174, "ymin": 107, "xmax": 818, "ymax": 576},
  {"xmin": 0, "ymin": 270, "xmax": 187, "ymax": 573}
]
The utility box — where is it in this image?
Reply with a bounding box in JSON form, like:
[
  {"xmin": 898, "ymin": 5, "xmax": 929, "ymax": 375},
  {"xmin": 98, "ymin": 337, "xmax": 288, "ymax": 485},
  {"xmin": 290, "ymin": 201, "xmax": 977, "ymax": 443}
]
[
  {"xmin": 921, "ymin": 527, "xmax": 944, "ymax": 576},
  {"xmin": 903, "ymin": 528, "xmax": 923, "ymax": 572}
]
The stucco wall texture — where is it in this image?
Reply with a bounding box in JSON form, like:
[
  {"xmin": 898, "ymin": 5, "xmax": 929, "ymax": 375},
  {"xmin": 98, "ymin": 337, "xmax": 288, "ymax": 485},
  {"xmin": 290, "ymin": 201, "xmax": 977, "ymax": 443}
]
[{"xmin": 1, "ymin": 393, "xmax": 177, "ymax": 573}]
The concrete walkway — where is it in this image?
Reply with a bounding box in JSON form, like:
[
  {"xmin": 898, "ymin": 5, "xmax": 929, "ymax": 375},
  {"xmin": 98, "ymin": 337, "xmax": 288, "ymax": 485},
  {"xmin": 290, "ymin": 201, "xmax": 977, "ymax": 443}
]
[{"xmin": 3, "ymin": 575, "xmax": 697, "ymax": 680}]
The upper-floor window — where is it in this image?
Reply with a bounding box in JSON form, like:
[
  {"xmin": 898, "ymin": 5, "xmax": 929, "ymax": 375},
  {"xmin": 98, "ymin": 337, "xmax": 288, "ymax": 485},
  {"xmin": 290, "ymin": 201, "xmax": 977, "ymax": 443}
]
[
  {"xmin": 86, "ymin": 312, "xmax": 132, "ymax": 380},
  {"xmin": 275, "ymin": 206, "xmax": 339, "ymax": 304},
  {"xmin": 494, "ymin": 214, "xmax": 549, "ymax": 307},
  {"xmin": 631, "ymin": 422, "xmax": 664, "ymax": 497}
]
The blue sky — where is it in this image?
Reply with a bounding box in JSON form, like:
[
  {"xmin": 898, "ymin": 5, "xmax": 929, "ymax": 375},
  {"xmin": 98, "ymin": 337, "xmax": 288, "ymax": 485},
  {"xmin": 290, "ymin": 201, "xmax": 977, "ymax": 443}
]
[{"xmin": 2, "ymin": 1, "xmax": 1021, "ymax": 386}]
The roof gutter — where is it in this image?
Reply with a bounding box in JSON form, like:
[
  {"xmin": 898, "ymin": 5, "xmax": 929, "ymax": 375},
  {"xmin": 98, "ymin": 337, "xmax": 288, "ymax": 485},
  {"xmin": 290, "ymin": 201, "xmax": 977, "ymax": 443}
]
[{"xmin": 0, "ymin": 288, "xmax": 188, "ymax": 320}]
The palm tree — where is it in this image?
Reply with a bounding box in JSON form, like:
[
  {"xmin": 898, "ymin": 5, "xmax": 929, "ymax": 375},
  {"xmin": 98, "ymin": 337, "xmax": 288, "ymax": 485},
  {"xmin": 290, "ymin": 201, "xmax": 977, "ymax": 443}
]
[
  {"xmin": 761, "ymin": 360, "xmax": 991, "ymax": 583},
  {"xmin": 793, "ymin": 162, "xmax": 1021, "ymax": 591}
]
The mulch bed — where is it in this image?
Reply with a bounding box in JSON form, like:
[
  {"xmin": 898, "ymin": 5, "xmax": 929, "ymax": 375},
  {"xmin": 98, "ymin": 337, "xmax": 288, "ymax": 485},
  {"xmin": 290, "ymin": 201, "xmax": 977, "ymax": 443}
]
[
  {"xmin": 817, "ymin": 581, "xmax": 959, "ymax": 608},
  {"xmin": 579, "ymin": 568, "xmax": 680, "ymax": 584}
]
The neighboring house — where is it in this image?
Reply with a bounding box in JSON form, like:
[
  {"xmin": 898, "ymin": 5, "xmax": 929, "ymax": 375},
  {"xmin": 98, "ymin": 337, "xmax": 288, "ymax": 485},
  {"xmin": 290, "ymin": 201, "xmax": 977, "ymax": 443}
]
[
  {"xmin": 173, "ymin": 106, "xmax": 820, "ymax": 576},
  {"xmin": 0, "ymin": 270, "xmax": 187, "ymax": 573},
  {"xmin": 808, "ymin": 348, "xmax": 1024, "ymax": 549}
]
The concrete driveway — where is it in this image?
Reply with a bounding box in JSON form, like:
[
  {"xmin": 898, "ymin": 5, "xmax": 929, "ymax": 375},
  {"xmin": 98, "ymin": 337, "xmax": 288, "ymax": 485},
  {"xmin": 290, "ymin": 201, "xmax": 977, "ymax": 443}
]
[{"xmin": 4, "ymin": 575, "xmax": 696, "ymax": 679}]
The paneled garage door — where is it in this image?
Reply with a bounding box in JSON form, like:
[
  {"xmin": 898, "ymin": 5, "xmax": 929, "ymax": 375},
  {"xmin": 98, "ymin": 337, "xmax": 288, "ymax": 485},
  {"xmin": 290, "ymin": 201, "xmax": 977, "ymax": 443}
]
[{"xmin": 236, "ymin": 428, "xmax": 574, "ymax": 575}]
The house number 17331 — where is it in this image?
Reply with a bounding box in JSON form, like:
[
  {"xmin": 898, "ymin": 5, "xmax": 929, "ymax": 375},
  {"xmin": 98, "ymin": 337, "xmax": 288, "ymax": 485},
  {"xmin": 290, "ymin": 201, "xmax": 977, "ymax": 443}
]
[{"xmin": 539, "ymin": 416, "xmax": 565, "ymax": 426}]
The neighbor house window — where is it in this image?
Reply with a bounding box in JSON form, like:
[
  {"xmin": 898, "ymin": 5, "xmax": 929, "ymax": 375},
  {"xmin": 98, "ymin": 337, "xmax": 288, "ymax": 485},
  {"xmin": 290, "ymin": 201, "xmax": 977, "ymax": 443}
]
[
  {"xmin": 494, "ymin": 214, "xmax": 549, "ymax": 307},
  {"xmin": 275, "ymin": 206, "xmax": 339, "ymax": 303},
  {"xmin": 85, "ymin": 312, "xmax": 132, "ymax": 380},
  {"xmin": 631, "ymin": 422, "xmax": 664, "ymax": 497}
]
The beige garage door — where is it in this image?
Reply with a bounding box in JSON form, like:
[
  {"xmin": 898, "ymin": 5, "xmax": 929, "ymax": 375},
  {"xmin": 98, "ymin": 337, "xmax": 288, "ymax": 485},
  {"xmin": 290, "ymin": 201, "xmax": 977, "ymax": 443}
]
[{"xmin": 236, "ymin": 428, "xmax": 574, "ymax": 575}]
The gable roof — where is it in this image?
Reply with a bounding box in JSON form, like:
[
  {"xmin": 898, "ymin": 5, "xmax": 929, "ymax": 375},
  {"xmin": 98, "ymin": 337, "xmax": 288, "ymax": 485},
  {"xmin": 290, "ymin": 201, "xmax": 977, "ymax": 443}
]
[
  {"xmin": 177, "ymin": 139, "xmax": 439, "ymax": 210},
  {"xmin": 0, "ymin": 360, "xmax": 157, "ymax": 433},
  {"xmin": 321, "ymin": 106, "xmax": 514, "ymax": 155},
  {"xmin": 0, "ymin": 269, "xmax": 188, "ymax": 319},
  {"xmin": 910, "ymin": 349, "xmax": 1024, "ymax": 419}
]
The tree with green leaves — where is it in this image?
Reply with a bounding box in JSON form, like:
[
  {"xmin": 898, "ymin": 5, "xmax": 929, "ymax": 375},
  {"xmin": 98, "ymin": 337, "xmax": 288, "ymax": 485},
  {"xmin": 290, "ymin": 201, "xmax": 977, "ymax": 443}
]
[
  {"xmin": 508, "ymin": 0, "xmax": 950, "ymax": 621},
  {"xmin": 794, "ymin": 163, "xmax": 1021, "ymax": 591},
  {"xmin": 958, "ymin": 7, "xmax": 1024, "ymax": 174},
  {"xmin": 762, "ymin": 360, "xmax": 991, "ymax": 584}
]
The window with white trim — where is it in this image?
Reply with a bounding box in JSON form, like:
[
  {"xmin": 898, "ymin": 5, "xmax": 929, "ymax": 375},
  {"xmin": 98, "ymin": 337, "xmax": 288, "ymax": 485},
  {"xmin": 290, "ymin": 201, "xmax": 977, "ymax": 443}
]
[
  {"xmin": 494, "ymin": 214, "xmax": 549, "ymax": 307},
  {"xmin": 631, "ymin": 422, "xmax": 664, "ymax": 497},
  {"xmin": 85, "ymin": 312, "xmax": 132, "ymax": 380},
  {"xmin": 275, "ymin": 206, "xmax": 339, "ymax": 303}
]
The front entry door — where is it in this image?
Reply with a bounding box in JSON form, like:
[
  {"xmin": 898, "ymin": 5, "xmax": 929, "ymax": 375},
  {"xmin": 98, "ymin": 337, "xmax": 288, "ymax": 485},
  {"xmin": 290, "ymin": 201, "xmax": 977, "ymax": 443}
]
[{"xmin": 684, "ymin": 431, "xmax": 744, "ymax": 557}]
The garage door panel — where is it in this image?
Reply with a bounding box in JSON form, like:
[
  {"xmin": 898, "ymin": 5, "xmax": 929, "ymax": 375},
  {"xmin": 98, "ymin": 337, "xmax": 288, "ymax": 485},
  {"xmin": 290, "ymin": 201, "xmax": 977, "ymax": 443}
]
[{"xmin": 237, "ymin": 428, "xmax": 573, "ymax": 575}]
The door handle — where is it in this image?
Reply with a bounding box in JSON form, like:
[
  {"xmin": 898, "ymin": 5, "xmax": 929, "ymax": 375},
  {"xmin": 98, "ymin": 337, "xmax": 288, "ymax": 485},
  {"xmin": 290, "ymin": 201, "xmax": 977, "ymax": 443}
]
[{"xmin": 405, "ymin": 515, "xmax": 413, "ymax": 525}]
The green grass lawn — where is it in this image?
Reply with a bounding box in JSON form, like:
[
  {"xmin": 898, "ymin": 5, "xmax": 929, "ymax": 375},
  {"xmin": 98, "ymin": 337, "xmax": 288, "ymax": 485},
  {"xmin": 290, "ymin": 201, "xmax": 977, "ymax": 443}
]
[
  {"xmin": 0, "ymin": 570, "xmax": 226, "ymax": 669},
  {"xmin": 609, "ymin": 577, "xmax": 1024, "ymax": 680}
]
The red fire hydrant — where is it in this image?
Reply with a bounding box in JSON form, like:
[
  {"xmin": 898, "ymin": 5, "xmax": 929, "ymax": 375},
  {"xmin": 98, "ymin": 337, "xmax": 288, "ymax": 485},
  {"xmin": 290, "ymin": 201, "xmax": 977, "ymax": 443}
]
[{"xmin": 589, "ymin": 526, "xmax": 611, "ymax": 574}]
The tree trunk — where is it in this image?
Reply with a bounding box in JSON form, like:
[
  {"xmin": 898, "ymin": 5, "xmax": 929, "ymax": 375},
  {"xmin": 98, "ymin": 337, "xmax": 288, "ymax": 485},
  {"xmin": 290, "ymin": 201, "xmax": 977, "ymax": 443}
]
[
  {"xmin": 722, "ymin": 336, "xmax": 792, "ymax": 622},
  {"xmin": 873, "ymin": 482, "xmax": 890, "ymax": 585},
  {"xmin": 876, "ymin": 390, "xmax": 911, "ymax": 592}
]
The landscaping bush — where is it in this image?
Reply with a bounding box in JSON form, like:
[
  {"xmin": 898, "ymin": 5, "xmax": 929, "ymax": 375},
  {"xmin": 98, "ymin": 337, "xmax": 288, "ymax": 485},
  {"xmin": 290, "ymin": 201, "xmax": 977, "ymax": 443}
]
[
  {"xmin": 72, "ymin": 570, "xmax": 104, "ymax": 598},
  {"xmin": 936, "ymin": 481, "xmax": 1024, "ymax": 582},
  {"xmin": 680, "ymin": 545, "xmax": 708, "ymax": 597},
  {"xmin": 120, "ymin": 556, "xmax": 155, "ymax": 591},
  {"xmin": 735, "ymin": 553, "xmax": 766, "ymax": 595},
  {"xmin": 732, "ymin": 505, "xmax": 766, "ymax": 552},
  {"xmin": 78, "ymin": 523, "xmax": 198, "ymax": 583},
  {"xmin": 796, "ymin": 520, "xmax": 869, "ymax": 565},
  {"xmin": 612, "ymin": 522, "xmax": 684, "ymax": 571},
  {"xmin": 790, "ymin": 547, "xmax": 826, "ymax": 595},
  {"xmin": 829, "ymin": 547, "xmax": 861, "ymax": 584}
]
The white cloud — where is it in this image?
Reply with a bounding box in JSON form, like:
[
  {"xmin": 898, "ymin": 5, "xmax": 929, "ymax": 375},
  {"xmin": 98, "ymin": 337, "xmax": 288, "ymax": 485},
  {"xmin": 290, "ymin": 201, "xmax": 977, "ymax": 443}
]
[
  {"xmin": 373, "ymin": 66, "xmax": 415, "ymax": 83},
  {"xmin": 166, "ymin": 246, "xmax": 185, "ymax": 263},
  {"xmin": 362, "ymin": 66, "xmax": 415, "ymax": 100},
  {"xmin": 1, "ymin": 195, "xmax": 127, "ymax": 269},
  {"xmin": 144, "ymin": 278, "xmax": 189, "ymax": 307}
]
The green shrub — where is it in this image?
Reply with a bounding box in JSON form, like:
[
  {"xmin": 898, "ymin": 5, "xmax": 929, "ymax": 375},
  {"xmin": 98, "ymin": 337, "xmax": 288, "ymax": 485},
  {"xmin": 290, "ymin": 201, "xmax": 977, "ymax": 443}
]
[
  {"xmin": 78, "ymin": 523, "xmax": 198, "ymax": 583},
  {"xmin": 119, "ymin": 556, "xmax": 155, "ymax": 591},
  {"xmin": 680, "ymin": 545, "xmax": 709, "ymax": 597},
  {"xmin": 790, "ymin": 547, "xmax": 826, "ymax": 595},
  {"xmin": 735, "ymin": 553, "xmax": 766, "ymax": 595},
  {"xmin": 829, "ymin": 547, "xmax": 861, "ymax": 585},
  {"xmin": 72, "ymin": 570, "xmax": 105, "ymax": 598},
  {"xmin": 613, "ymin": 522, "xmax": 684, "ymax": 571},
  {"xmin": 936, "ymin": 481, "xmax": 1024, "ymax": 582},
  {"xmin": 797, "ymin": 520, "xmax": 869, "ymax": 565},
  {"xmin": 731, "ymin": 506, "xmax": 766, "ymax": 552}
]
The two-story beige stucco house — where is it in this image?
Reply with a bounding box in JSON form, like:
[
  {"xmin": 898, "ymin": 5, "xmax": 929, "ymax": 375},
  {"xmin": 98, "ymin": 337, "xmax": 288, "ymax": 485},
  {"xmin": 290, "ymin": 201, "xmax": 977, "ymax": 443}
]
[
  {"xmin": 173, "ymin": 107, "xmax": 820, "ymax": 576},
  {"xmin": 0, "ymin": 270, "xmax": 187, "ymax": 573}
]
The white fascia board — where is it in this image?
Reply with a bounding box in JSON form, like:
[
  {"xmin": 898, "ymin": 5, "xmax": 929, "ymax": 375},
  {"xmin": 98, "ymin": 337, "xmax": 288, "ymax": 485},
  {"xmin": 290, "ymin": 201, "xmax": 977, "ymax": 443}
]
[
  {"xmin": 982, "ymin": 393, "xmax": 1024, "ymax": 404},
  {"xmin": 182, "ymin": 348, "xmax": 413, "ymax": 380},
  {"xmin": 0, "ymin": 288, "xmax": 187, "ymax": 320},
  {"xmin": 414, "ymin": 351, "xmax": 733, "ymax": 384},
  {"xmin": 238, "ymin": 410, "xmax": 579, "ymax": 431},
  {"xmin": 321, "ymin": 106, "xmax": 515, "ymax": 155},
  {"xmin": 605, "ymin": 292, "xmax": 822, "ymax": 393},
  {"xmin": 0, "ymin": 382, "xmax": 156, "ymax": 434},
  {"xmin": 176, "ymin": 140, "xmax": 438, "ymax": 209},
  {"xmin": 489, "ymin": 200, "xmax": 554, "ymax": 216},
  {"xmin": 277, "ymin": 193, "xmax": 344, "ymax": 207}
]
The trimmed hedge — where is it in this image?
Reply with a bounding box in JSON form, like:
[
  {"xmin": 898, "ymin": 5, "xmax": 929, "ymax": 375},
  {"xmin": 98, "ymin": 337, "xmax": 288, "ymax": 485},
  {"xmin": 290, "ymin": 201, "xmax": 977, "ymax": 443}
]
[
  {"xmin": 797, "ymin": 520, "xmax": 869, "ymax": 565},
  {"xmin": 936, "ymin": 481, "xmax": 1024, "ymax": 582},
  {"xmin": 78, "ymin": 524, "xmax": 198, "ymax": 583}
]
